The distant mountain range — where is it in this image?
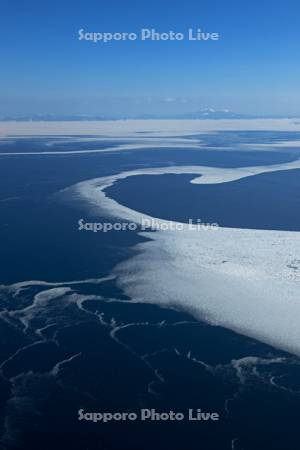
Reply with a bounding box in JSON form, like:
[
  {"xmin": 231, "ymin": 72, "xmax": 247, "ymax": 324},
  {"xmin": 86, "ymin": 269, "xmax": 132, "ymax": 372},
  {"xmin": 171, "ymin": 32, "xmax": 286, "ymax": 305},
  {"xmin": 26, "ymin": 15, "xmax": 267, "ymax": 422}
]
[
  {"xmin": 175, "ymin": 108, "xmax": 252, "ymax": 119},
  {"xmin": 0, "ymin": 109, "xmax": 299, "ymax": 121}
]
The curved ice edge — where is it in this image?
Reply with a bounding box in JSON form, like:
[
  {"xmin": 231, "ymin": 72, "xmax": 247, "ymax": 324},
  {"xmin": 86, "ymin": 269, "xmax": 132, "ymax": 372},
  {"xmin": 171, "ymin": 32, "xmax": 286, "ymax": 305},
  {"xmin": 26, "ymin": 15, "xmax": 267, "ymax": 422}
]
[
  {"xmin": 60, "ymin": 157, "xmax": 300, "ymax": 225},
  {"xmin": 59, "ymin": 160, "xmax": 300, "ymax": 355}
]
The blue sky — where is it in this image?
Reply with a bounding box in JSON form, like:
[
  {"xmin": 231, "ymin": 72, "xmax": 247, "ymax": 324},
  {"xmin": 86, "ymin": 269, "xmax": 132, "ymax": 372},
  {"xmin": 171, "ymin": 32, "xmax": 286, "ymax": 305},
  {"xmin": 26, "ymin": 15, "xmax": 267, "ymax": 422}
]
[{"xmin": 1, "ymin": 0, "xmax": 300, "ymax": 116}]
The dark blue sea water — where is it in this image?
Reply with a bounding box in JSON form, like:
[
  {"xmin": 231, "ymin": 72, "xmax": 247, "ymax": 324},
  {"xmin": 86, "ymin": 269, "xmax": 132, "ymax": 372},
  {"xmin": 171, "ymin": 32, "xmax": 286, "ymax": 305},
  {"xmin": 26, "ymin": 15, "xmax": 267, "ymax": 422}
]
[
  {"xmin": 106, "ymin": 170, "xmax": 300, "ymax": 231},
  {"xmin": 1, "ymin": 133, "xmax": 300, "ymax": 450}
]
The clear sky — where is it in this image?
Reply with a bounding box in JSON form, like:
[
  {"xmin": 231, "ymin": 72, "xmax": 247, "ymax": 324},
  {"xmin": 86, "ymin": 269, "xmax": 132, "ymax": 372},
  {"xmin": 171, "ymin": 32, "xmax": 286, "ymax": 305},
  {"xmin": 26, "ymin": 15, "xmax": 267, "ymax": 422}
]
[{"xmin": 1, "ymin": 0, "xmax": 300, "ymax": 116}]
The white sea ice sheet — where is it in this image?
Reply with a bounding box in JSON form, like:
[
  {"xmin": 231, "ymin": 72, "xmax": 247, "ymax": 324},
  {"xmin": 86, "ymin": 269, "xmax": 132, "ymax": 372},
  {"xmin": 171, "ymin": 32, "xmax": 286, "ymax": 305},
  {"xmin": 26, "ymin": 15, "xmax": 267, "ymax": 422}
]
[
  {"xmin": 114, "ymin": 228, "xmax": 300, "ymax": 356},
  {"xmin": 62, "ymin": 159, "xmax": 300, "ymax": 355},
  {"xmin": 2, "ymin": 118, "xmax": 300, "ymax": 138}
]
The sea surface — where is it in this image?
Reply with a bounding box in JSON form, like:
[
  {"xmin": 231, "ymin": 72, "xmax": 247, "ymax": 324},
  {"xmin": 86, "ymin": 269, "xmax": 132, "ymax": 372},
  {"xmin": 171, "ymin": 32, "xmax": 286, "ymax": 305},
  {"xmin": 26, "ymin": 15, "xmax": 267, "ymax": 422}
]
[{"xmin": 0, "ymin": 132, "xmax": 300, "ymax": 450}]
